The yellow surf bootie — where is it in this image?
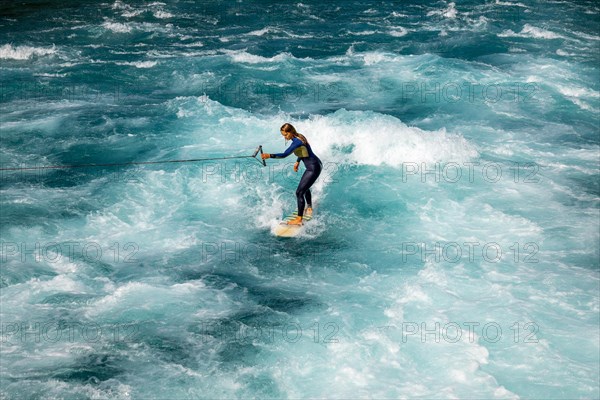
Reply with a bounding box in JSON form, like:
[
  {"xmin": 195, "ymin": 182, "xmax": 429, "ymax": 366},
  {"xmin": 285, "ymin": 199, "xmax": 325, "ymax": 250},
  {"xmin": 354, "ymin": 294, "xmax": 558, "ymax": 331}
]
[{"xmin": 287, "ymin": 215, "xmax": 303, "ymax": 225}]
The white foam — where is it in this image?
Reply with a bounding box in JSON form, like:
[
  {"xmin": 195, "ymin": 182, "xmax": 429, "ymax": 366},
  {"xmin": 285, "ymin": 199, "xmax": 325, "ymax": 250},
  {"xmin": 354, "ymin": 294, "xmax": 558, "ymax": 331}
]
[
  {"xmin": 569, "ymin": 98, "xmax": 596, "ymax": 112},
  {"xmin": 554, "ymin": 84, "xmax": 599, "ymax": 111},
  {"xmin": 388, "ymin": 27, "xmax": 408, "ymax": 37},
  {"xmin": 245, "ymin": 27, "xmax": 315, "ymax": 39},
  {"xmin": 296, "ymin": 110, "xmax": 478, "ymax": 167},
  {"xmin": 443, "ymin": 2, "xmax": 458, "ymax": 18},
  {"xmin": 116, "ymin": 60, "xmax": 158, "ymax": 68},
  {"xmin": 24, "ymin": 275, "xmax": 87, "ymax": 296},
  {"xmin": 102, "ymin": 21, "xmax": 132, "ymax": 33},
  {"xmin": 499, "ymin": 24, "xmax": 563, "ymax": 39},
  {"xmin": 89, "ymin": 281, "xmax": 208, "ymax": 314},
  {"xmin": 111, "ymin": 0, "xmax": 130, "ymax": 10},
  {"xmin": 221, "ymin": 49, "xmax": 307, "ymax": 64},
  {"xmin": 153, "ymin": 10, "xmax": 173, "ymax": 19},
  {"xmin": 361, "ymin": 52, "xmax": 397, "ymax": 65},
  {"xmin": 33, "ymin": 72, "xmax": 68, "ymax": 77},
  {"xmin": 570, "ymin": 31, "xmax": 600, "ymax": 41},
  {"xmin": 280, "ymin": 30, "xmax": 314, "ymax": 39},
  {"xmin": 521, "ymin": 24, "xmax": 563, "ymax": 39},
  {"xmin": 494, "ymin": 0, "xmax": 527, "ymax": 7},
  {"xmin": 427, "ymin": 2, "xmax": 458, "ymax": 19},
  {"xmin": 0, "ymin": 44, "xmax": 57, "ymax": 60},
  {"xmin": 47, "ymin": 256, "xmax": 79, "ymax": 274},
  {"xmin": 246, "ymin": 27, "xmax": 276, "ymax": 36},
  {"xmin": 102, "ymin": 20, "xmax": 172, "ymax": 34},
  {"xmin": 556, "ymin": 85, "xmax": 599, "ymax": 99},
  {"xmin": 347, "ymin": 30, "xmax": 377, "ymax": 36},
  {"xmin": 178, "ymin": 41, "xmax": 204, "ymax": 48},
  {"xmin": 556, "ymin": 49, "xmax": 575, "ymax": 56},
  {"xmin": 122, "ymin": 9, "xmax": 144, "ymax": 17}
]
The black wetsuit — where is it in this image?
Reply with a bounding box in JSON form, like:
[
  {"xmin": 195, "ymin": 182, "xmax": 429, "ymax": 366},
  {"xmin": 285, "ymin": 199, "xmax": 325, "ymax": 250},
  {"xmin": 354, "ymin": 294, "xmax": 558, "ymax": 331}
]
[{"xmin": 270, "ymin": 137, "xmax": 322, "ymax": 217}]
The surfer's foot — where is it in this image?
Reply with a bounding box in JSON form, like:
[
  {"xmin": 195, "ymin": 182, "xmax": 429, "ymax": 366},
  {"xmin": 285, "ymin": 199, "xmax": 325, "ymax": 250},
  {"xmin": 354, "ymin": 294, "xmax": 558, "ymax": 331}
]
[
  {"xmin": 305, "ymin": 207, "xmax": 313, "ymax": 217},
  {"xmin": 287, "ymin": 216, "xmax": 303, "ymax": 225}
]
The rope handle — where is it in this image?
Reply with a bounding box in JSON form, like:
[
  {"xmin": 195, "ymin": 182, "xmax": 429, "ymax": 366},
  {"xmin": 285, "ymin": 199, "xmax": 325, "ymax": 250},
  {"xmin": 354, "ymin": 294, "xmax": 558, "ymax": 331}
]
[{"xmin": 251, "ymin": 145, "xmax": 266, "ymax": 166}]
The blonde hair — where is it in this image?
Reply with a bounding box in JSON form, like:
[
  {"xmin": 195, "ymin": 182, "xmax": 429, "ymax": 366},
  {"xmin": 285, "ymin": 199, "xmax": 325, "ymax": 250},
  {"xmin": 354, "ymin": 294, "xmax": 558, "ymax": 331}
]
[{"xmin": 280, "ymin": 123, "xmax": 308, "ymax": 145}]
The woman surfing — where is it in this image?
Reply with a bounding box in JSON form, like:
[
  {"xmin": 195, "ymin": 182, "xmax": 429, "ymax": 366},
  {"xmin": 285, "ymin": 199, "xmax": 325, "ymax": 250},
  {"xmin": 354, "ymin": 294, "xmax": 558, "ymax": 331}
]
[{"xmin": 261, "ymin": 123, "xmax": 322, "ymax": 225}]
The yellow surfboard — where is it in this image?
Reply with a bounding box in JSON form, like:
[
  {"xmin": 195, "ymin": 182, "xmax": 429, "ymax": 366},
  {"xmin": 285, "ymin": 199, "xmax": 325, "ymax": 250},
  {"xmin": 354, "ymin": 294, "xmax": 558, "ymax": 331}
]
[{"xmin": 274, "ymin": 211, "xmax": 313, "ymax": 238}]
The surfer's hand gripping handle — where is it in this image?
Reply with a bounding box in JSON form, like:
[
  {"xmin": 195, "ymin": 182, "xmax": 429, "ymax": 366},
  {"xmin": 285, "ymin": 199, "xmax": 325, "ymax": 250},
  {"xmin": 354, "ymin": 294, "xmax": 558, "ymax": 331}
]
[{"xmin": 252, "ymin": 145, "xmax": 267, "ymax": 166}]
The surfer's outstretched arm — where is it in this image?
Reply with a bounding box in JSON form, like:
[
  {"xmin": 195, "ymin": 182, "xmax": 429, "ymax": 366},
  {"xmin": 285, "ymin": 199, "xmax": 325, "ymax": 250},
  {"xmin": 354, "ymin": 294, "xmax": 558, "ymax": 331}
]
[{"xmin": 261, "ymin": 138, "xmax": 303, "ymax": 159}]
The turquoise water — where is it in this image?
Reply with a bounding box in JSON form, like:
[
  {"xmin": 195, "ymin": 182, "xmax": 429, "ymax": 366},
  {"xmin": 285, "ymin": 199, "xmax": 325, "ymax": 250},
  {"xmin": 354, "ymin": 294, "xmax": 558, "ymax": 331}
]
[{"xmin": 1, "ymin": 1, "xmax": 598, "ymax": 398}]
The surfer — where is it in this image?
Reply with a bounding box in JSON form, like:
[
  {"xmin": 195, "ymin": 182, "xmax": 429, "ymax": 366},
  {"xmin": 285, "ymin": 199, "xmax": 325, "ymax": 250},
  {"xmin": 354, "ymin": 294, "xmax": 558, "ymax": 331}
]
[{"xmin": 262, "ymin": 123, "xmax": 322, "ymax": 225}]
